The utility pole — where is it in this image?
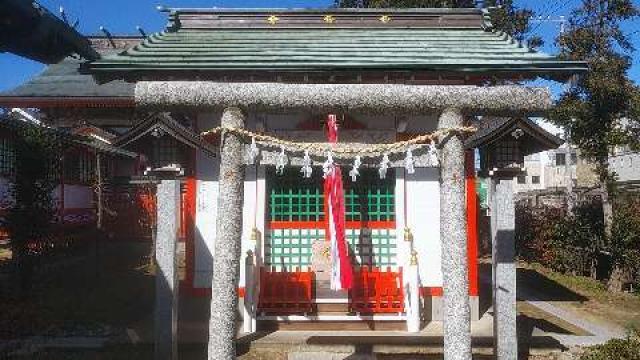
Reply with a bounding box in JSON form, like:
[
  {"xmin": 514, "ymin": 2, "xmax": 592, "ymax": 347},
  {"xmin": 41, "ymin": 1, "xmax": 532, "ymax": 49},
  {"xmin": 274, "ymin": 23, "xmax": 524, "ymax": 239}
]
[{"xmin": 530, "ymin": 15, "xmax": 567, "ymax": 34}]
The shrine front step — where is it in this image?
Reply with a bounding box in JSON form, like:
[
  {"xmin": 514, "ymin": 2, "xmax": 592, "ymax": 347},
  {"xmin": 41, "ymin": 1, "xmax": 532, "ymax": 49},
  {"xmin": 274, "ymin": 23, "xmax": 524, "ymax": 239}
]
[
  {"xmin": 237, "ymin": 332, "xmax": 500, "ymax": 359},
  {"xmin": 316, "ymin": 302, "xmax": 349, "ymax": 313},
  {"xmin": 314, "ymin": 280, "xmax": 348, "ymax": 300},
  {"xmin": 256, "ymin": 319, "xmax": 406, "ymax": 331},
  {"xmin": 239, "ymin": 332, "xmax": 566, "ymax": 359}
]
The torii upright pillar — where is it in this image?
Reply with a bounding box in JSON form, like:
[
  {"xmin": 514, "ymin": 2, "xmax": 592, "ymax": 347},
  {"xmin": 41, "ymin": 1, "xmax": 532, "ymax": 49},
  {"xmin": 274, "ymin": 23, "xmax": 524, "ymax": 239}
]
[
  {"xmin": 207, "ymin": 107, "xmax": 246, "ymax": 360},
  {"xmin": 438, "ymin": 108, "xmax": 472, "ymax": 360}
]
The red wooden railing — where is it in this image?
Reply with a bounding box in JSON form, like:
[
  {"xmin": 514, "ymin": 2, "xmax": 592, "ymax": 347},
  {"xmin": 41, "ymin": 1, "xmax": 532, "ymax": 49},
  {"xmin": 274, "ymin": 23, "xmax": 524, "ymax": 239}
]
[
  {"xmin": 258, "ymin": 267, "xmax": 314, "ymax": 315},
  {"xmin": 350, "ymin": 267, "xmax": 404, "ymax": 314}
]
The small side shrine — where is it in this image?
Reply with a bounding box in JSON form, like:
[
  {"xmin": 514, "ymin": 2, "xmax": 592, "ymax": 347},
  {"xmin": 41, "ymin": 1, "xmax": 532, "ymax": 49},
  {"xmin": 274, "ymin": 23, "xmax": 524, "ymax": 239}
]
[
  {"xmin": 467, "ymin": 116, "xmax": 564, "ymax": 177},
  {"xmin": 467, "ymin": 116, "xmax": 563, "ymax": 359}
]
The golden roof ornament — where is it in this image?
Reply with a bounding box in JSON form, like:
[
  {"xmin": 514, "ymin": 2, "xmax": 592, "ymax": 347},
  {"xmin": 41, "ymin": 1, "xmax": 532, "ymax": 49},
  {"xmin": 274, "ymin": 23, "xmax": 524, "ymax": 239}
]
[
  {"xmin": 404, "ymin": 227, "xmax": 414, "ymax": 242},
  {"xmin": 379, "ymin": 15, "xmax": 392, "ymax": 24},
  {"xmin": 267, "ymin": 15, "xmax": 280, "ymax": 25},
  {"xmin": 323, "ymin": 15, "xmax": 336, "ymax": 24},
  {"xmin": 410, "ymin": 250, "xmax": 418, "ymax": 266},
  {"xmin": 250, "ymin": 227, "xmax": 261, "ymax": 241}
]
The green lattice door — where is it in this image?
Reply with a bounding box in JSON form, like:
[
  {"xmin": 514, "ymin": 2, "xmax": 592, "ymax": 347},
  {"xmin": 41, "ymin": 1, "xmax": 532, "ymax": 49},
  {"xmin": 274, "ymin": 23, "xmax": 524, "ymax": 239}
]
[{"xmin": 266, "ymin": 167, "xmax": 397, "ymax": 271}]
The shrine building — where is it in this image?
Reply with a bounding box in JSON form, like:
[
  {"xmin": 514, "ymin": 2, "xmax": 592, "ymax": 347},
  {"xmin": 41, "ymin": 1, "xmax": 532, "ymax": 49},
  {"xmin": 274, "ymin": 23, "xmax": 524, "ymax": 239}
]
[{"xmin": 0, "ymin": 7, "xmax": 584, "ymax": 342}]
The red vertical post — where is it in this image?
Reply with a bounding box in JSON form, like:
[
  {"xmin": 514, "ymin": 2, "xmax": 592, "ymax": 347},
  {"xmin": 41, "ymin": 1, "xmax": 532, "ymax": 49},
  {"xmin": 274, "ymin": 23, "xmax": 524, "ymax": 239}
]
[
  {"xmin": 465, "ymin": 150, "xmax": 479, "ymax": 296},
  {"xmin": 184, "ymin": 148, "xmax": 197, "ymax": 293}
]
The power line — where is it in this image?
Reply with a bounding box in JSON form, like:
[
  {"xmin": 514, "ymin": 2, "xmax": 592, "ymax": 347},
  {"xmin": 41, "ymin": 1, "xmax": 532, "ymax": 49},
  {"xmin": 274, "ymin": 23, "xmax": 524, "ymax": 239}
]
[
  {"xmin": 530, "ymin": 15, "xmax": 567, "ymax": 34},
  {"xmin": 528, "ymin": 0, "xmax": 578, "ymax": 36}
]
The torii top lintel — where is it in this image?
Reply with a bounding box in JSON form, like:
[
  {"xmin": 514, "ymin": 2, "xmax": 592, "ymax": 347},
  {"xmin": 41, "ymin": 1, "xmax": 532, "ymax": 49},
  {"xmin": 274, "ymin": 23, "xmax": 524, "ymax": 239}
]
[{"xmin": 135, "ymin": 81, "xmax": 552, "ymax": 116}]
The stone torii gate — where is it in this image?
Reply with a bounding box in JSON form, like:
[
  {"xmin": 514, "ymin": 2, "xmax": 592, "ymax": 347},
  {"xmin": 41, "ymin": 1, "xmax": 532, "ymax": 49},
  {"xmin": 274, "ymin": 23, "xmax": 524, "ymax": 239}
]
[{"xmin": 141, "ymin": 81, "xmax": 552, "ymax": 360}]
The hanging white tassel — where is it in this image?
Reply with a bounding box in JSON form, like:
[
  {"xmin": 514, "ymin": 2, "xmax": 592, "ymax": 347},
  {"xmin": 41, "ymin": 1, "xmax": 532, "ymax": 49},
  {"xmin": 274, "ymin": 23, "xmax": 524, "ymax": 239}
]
[
  {"xmin": 322, "ymin": 151, "xmax": 334, "ymax": 179},
  {"xmin": 301, "ymin": 150, "xmax": 313, "ymax": 178},
  {"xmin": 428, "ymin": 141, "xmax": 439, "ymax": 167},
  {"xmin": 404, "ymin": 148, "xmax": 415, "ymax": 174},
  {"xmin": 378, "ymin": 153, "xmax": 390, "ymax": 179},
  {"xmin": 247, "ymin": 137, "xmax": 259, "ymax": 165},
  {"xmin": 349, "ymin": 156, "xmax": 361, "ymax": 182},
  {"xmin": 276, "ymin": 145, "xmax": 286, "ymax": 175}
]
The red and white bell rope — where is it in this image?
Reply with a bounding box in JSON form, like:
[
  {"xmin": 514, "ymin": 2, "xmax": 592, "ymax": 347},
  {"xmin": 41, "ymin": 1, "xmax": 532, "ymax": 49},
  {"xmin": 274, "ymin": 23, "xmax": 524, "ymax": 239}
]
[{"xmin": 324, "ymin": 114, "xmax": 352, "ymax": 290}]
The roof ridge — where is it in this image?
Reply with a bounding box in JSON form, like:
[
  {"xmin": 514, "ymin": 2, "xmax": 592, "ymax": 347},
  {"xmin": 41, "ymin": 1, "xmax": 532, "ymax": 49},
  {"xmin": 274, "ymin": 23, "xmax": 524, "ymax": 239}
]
[{"xmin": 160, "ymin": 7, "xmax": 484, "ymax": 14}]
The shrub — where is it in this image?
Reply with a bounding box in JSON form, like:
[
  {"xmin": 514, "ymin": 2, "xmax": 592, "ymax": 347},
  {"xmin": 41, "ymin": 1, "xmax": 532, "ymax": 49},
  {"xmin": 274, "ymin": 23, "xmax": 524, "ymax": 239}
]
[
  {"xmin": 516, "ymin": 201, "xmax": 604, "ymax": 277},
  {"xmin": 579, "ymin": 328, "xmax": 640, "ymax": 360},
  {"xmin": 607, "ymin": 198, "xmax": 640, "ymax": 292}
]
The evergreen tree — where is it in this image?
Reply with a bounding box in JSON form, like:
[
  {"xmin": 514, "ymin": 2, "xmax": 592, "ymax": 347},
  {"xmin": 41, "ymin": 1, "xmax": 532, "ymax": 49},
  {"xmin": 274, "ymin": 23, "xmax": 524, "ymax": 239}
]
[
  {"xmin": 484, "ymin": 0, "xmax": 542, "ymax": 48},
  {"xmin": 549, "ymin": 0, "xmax": 639, "ymax": 291},
  {"xmin": 6, "ymin": 119, "xmax": 67, "ymax": 295}
]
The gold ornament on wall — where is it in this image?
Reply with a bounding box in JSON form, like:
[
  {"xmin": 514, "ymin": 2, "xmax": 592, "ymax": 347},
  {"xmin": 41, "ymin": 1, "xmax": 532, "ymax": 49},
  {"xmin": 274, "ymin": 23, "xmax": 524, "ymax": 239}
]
[
  {"xmin": 379, "ymin": 15, "xmax": 392, "ymax": 24},
  {"xmin": 410, "ymin": 249, "xmax": 418, "ymax": 266},
  {"xmin": 267, "ymin": 15, "xmax": 280, "ymax": 25},
  {"xmin": 250, "ymin": 227, "xmax": 261, "ymax": 241},
  {"xmin": 404, "ymin": 227, "xmax": 414, "ymax": 242},
  {"xmin": 323, "ymin": 15, "xmax": 336, "ymax": 24}
]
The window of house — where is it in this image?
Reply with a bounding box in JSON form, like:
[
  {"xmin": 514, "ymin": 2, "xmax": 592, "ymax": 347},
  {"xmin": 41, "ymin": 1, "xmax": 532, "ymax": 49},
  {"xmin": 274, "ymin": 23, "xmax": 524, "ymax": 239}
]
[
  {"xmin": 493, "ymin": 139, "xmax": 520, "ymax": 168},
  {"xmin": 0, "ymin": 137, "xmax": 16, "ymax": 176},
  {"xmin": 517, "ymin": 175, "xmax": 526, "ymax": 184},
  {"xmin": 153, "ymin": 136, "xmax": 182, "ymax": 168},
  {"xmin": 570, "ymin": 153, "xmax": 577, "ymax": 165},
  {"xmin": 555, "ymin": 153, "xmax": 566, "ymax": 166},
  {"xmin": 532, "ymin": 176, "xmax": 541, "ymax": 184},
  {"xmin": 64, "ymin": 151, "xmax": 95, "ymax": 184}
]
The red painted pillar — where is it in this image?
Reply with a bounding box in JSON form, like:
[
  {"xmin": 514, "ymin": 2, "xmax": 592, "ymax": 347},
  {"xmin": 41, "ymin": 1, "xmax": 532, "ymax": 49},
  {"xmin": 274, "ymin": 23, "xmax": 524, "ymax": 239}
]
[
  {"xmin": 465, "ymin": 150, "xmax": 479, "ymax": 297},
  {"xmin": 184, "ymin": 147, "xmax": 198, "ymax": 294}
]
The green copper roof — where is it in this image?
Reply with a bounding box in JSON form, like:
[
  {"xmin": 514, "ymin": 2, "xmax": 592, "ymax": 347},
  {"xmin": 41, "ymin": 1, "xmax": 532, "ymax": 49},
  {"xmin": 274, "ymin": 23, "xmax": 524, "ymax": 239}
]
[{"xmin": 87, "ymin": 8, "xmax": 586, "ymax": 80}]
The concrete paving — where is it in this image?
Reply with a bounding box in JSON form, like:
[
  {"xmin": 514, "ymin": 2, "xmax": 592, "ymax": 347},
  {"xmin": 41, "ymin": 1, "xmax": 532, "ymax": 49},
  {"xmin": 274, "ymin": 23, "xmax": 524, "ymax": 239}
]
[{"xmin": 518, "ymin": 285, "xmax": 625, "ymax": 347}]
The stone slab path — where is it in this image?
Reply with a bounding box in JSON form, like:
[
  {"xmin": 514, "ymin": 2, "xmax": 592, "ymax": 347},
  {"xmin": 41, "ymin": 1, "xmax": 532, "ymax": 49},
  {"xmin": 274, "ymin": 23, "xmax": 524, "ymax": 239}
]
[{"xmin": 518, "ymin": 284, "xmax": 625, "ymax": 347}]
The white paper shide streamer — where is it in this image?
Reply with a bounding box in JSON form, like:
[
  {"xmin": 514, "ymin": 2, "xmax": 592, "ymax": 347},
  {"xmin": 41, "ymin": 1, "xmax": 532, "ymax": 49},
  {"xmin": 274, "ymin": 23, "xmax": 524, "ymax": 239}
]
[
  {"xmin": 301, "ymin": 150, "xmax": 313, "ymax": 178},
  {"xmin": 323, "ymin": 151, "xmax": 334, "ymax": 179},
  {"xmin": 247, "ymin": 137, "xmax": 259, "ymax": 165},
  {"xmin": 276, "ymin": 145, "xmax": 287, "ymax": 174},
  {"xmin": 404, "ymin": 148, "xmax": 415, "ymax": 174},
  {"xmin": 378, "ymin": 153, "xmax": 390, "ymax": 179},
  {"xmin": 349, "ymin": 156, "xmax": 361, "ymax": 182}
]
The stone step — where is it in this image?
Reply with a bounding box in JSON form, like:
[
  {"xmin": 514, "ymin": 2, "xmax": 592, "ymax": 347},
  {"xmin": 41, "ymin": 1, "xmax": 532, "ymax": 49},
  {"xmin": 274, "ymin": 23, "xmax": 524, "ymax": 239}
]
[
  {"xmin": 257, "ymin": 320, "xmax": 407, "ymax": 331},
  {"xmin": 238, "ymin": 332, "xmax": 565, "ymax": 359},
  {"xmin": 315, "ymin": 302, "xmax": 349, "ymax": 313}
]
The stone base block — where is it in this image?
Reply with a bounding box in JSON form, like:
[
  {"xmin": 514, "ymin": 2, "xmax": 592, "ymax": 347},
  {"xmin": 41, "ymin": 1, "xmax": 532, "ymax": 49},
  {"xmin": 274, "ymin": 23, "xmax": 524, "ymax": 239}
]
[{"xmin": 423, "ymin": 295, "xmax": 480, "ymax": 322}]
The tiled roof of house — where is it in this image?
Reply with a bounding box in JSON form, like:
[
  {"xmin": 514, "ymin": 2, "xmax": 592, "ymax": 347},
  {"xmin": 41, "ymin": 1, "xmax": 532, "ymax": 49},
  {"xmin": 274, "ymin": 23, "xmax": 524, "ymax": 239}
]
[
  {"xmin": 465, "ymin": 116, "xmax": 563, "ymax": 154},
  {"xmin": 114, "ymin": 112, "xmax": 217, "ymax": 157},
  {"xmin": 0, "ymin": 37, "xmax": 140, "ymax": 108}
]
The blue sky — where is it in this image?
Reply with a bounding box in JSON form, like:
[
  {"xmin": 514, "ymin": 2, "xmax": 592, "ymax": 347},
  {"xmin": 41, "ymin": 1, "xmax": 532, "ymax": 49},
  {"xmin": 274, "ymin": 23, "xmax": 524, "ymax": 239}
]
[{"xmin": 1, "ymin": 0, "xmax": 639, "ymax": 93}]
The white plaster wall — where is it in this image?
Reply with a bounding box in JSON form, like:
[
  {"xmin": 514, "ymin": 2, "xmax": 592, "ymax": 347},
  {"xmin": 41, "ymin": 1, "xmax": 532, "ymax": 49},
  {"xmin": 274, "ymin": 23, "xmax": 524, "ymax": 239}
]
[
  {"xmin": 194, "ymin": 112, "xmax": 221, "ymax": 288},
  {"xmin": 239, "ymin": 167, "xmax": 258, "ymax": 288},
  {"xmin": 63, "ymin": 184, "xmax": 92, "ymax": 209},
  {"xmin": 194, "ymin": 112, "xmax": 266, "ymax": 289},
  {"xmin": 610, "ymin": 152, "xmax": 640, "ymax": 182},
  {"xmin": 394, "ymin": 169, "xmax": 407, "ymax": 270},
  {"xmin": 405, "ymin": 168, "xmax": 442, "ymax": 288},
  {"xmin": 193, "ymin": 148, "xmax": 219, "ymax": 288}
]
